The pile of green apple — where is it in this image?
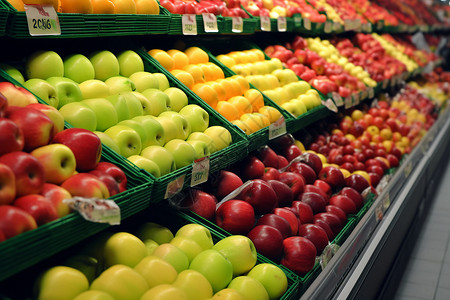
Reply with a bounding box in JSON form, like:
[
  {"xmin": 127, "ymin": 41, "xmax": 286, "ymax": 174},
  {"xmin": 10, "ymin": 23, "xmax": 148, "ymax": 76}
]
[
  {"xmin": 34, "ymin": 221, "xmax": 289, "ymax": 300},
  {"xmin": 2, "ymin": 49, "xmax": 233, "ymax": 178}
]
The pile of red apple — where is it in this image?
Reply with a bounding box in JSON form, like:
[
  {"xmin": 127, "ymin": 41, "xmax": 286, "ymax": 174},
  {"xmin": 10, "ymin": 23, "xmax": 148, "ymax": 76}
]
[
  {"xmin": 375, "ymin": 0, "xmax": 442, "ymax": 27},
  {"xmin": 0, "ymin": 89, "xmax": 128, "ymax": 242},
  {"xmin": 239, "ymin": 0, "xmax": 327, "ymax": 20},
  {"xmin": 159, "ymin": 0, "xmax": 250, "ymax": 18},
  {"xmin": 347, "ymin": 0, "xmax": 399, "ymax": 27},
  {"xmin": 315, "ymin": 0, "xmax": 368, "ymax": 26}
]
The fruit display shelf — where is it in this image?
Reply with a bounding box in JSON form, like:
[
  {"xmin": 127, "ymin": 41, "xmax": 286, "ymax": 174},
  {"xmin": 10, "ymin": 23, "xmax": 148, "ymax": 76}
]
[{"xmin": 0, "ymin": 0, "xmax": 8, "ymax": 36}]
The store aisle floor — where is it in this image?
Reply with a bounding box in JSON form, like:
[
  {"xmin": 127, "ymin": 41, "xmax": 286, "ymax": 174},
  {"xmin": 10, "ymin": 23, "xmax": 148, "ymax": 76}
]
[{"xmin": 393, "ymin": 159, "xmax": 450, "ymax": 300}]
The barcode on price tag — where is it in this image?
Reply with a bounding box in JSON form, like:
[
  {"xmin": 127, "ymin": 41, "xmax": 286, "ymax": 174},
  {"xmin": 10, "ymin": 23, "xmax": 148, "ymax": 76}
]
[
  {"xmin": 260, "ymin": 16, "xmax": 271, "ymax": 31},
  {"xmin": 232, "ymin": 17, "xmax": 243, "ymax": 33},
  {"xmin": 277, "ymin": 16, "xmax": 287, "ymax": 32},
  {"xmin": 182, "ymin": 14, "xmax": 197, "ymax": 35},
  {"xmin": 202, "ymin": 13, "xmax": 218, "ymax": 32},
  {"xmin": 25, "ymin": 4, "xmax": 60, "ymax": 36},
  {"xmin": 269, "ymin": 117, "xmax": 287, "ymax": 140},
  {"xmin": 191, "ymin": 157, "xmax": 210, "ymax": 186},
  {"xmin": 303, "ymin": 18, "xmax": 311, "ymax": 30}
]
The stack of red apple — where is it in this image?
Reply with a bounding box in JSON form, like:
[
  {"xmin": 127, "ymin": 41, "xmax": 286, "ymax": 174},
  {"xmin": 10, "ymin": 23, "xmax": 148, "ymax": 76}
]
[
  {"xmin": 0, "ymin": 90, "xmax": 128, "ymax": 242},
  {"xmin": 159, "ymin": 0, "xmax": 250, "ymax": 18},
  {"xmin": 375, "ymin": 0, "xmax": 442, "ymax": 27},
  {"xmin": 178, "ymin": 133, "xmax": 373, "ymax": 276},
  {"xmin": 312, "ymin": 0, "xmax": 368, "ymax": 27},
  {"xmin": 239, "ymin": 0, "xmax": 327, "ymax": 21},
  {"xmin": 347, "ymin": 0, "xmax": 399, "ymax": 27}
]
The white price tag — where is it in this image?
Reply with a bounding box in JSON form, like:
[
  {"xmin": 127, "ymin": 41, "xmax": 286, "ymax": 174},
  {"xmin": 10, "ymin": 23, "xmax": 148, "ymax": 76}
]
[
  {"xmin": 277, "ymin": 16, "xmax": 287, "ymax": 32},
  {"xmin": 303, "ymin": 18, "xmax": 311, "ymax": 30},
  {"xmin": 368, "ymin": 87, "xmax": 375, "ymax": 98},
  {"xmin": 332, "ymin": 92, "xmax": 344, "ymax": 107},
  {"xmin": 321, "ymin": 99, "xmax": 338, "ymax": 113},
  {"xmin": 182, "ymin": 14, "xmax": 197, "ymax": 35},
  {"xmin": 382, "ymin": 79, "xmax": 389, "ymax": 89},
  {"xmin": 25, "ymin": 4, "xmax": 60, "ymax": 36},
  {"xmin": 404, "ymin": 161, "xmax": 413, "ymax": 179},
  {"xmin": 375, "ymin": 201, "xmax": 383, "ymax": 221},
  {"xmin": 382, "ymin": 193, "xmax": 391, "ymax": 211},
  {"xmin": 344, "ymin": 19, "xmax": 353, "ymax": 31},
  {"xmin": 344, "ymin": 96, "xmax": 353, "ymax": 109},
  {"xmin": 191, "ymin": 157, "xmax": 210, "ymax": 186},
  {"xmin": 202, "ymin": 13, "xmax": 218, "ymax": 33},
  {"xmin": 231, "ymin": 16, "xmax": 243, "ymax": 33},
  {"xmin": 269, "ymin": 117, "xmax": 287, "ymax": 140},
  {"xmin": 324, "ymin": 21, "xmax": 332, "ymax": 33},
  {"xmin": 165, "ymin": 174, "xmax": 186, "ymax": 199},
  {"xmin": 320, "ymin": 244, "xmax": 340, "ymax": 269},
  {"xmin": 353, "ymin": 92, "xmax": 360, "ymax": 105},
  {"xmin": 260, "ymin": 16, "xmax": 271, "ymax": 31},
  {"xmin": 333, "ymin": 22, "xmax": 341, "ymax": 31},
  {"xmin": 63, "ymin": 197, "xmax": 120, "ymax": 225},
  {"xmin": 361, "ymin": 90, "xmax": 368, "ymax": 100},
  {"xmin": 293, "ymin": 14, "xmax": 301, "ymax": 27}
]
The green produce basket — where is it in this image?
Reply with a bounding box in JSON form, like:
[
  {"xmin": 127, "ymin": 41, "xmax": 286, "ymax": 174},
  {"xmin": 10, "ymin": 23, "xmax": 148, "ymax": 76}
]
[
  {"xmin": 251, "ymin": 16, "xmax": 295, "ymax": 33},
  {"xmin": 2, "ymin": 1, "xmax": 171, "ymax": 38},
  {"xmin": 221, "ymin": 15, "xmax": 258, "ymax": 34},
  {"xmin": 168, "ymin": 13, "xmax": 226, "ymax": 35},
  {"xmin": 0, "ymin": 0, "xmax": 8, "ymax": 36}
]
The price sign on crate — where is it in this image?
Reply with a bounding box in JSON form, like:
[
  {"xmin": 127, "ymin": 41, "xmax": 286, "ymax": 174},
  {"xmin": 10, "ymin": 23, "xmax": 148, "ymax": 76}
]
[
  {"xmin": 182, "ymin": 14, "xmax": 197, "ymax": 35},
  {"xmin": 165, "ymin": 174, "xmax": 186, "ymax": 199},
  {"xmin": 191, "ymin": 156, "xmax": 210, "ymax": 186},
  {"xmin": 202, "ymin": 13, "xmax": 219, "ymax": 33},
  {"xmin": 303, "ymin": 18, "xmax": 311, "ymax": 30},
  {"xmin": 269, "ymin": 117, "xmax": 287, "ymax": 140},
  {"xmin": 232, "ymin": 17, "xmax": 243, "ymax": 33},
  {"xmin": 277, "ymin": 17, "xmax": 287, "ymax": 32},
  {"xmin": 25, "ymin": 4, "xmax": 60, "ymax": 36},
  {"xmin": 260, "ymin": 16, "xmax": 271, "ymax": 31}
]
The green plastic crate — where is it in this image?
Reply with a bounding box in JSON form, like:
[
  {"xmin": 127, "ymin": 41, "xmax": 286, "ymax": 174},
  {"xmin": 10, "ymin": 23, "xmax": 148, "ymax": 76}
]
[
  {"xmin": 222, "ymin": 16, "xmax": 258, "ymax": 34},
  {"xmin": 0, "ymin": 0, "xmax": 8, "ymax": 36},
  {"xmin": 168, "ymin": 13, "xmax": 226, "ymax": 35}
]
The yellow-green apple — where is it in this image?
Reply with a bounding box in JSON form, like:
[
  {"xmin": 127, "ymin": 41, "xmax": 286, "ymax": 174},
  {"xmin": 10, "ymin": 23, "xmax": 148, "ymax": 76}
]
[
  {"xmin": 128, "ymin": 71, "xmax": 160, "ymax": 92},
  {"xmin": 73, "ymin": 290, "xmax": 114, "ymax": 300},
  {"xmin": 154, "ymin": 73, "xmax": 170, "ymax": 90},
  {"xmin": 135, "ymin": 222, "xmax": 174, "ymax": 244},
  {"xmin": 215, "ymin": 199, "xmax": 255, "ymax": 235},
  {"xmin": 175, "ymin": 223, "xmax": 214, "ymax": 251},
  {"xmin": 117, "ymin": 50, "xmax": 144, "ymax": 77},
  {"xmin": 0, "ymin": 63, "xmax": 25, "ymax": 84},
  {"xmin": 81, "ymin": 98, "xmax": 118, "ymax": 131},
  {"xmin": 178, "ymin": 189, "xmax": 217, "ymax": 221},
  {"xmin": 0, "ymin": 205, "xmax": 37, "ymax": 239},
  {"xmin": 272, "ymin": 69, "xmax": 298, "ymax": 86},
  {"xmin": 159, "ymin": 111, "xmax": 191, "ymax": 140},
  {"xmin": 92, "ymin": 161, "xmax": 128, "ymax": 193},
  {"xmin": 79, "ymin": 79, "xmax": 110, "ymax": 99},
  {"xmin": 61, "ymin": 173, "xmax": 110, "ymax": 199},
  {"xmin": 88, "ymin": 50, "xmax": 120, "ymax": 81},
  {"xmin": 88, "ymin": 170, "xmax": 120, "ymax": 197},
  {"xmin": 41, "ymin": 183, "xmax": 72, "ymax": 218},
  {"xmin": 210, "ymin": 288, "xmax": 246, "ymax": 299},
  {"xmin": 246, "ymin": 263, "xmax": 288, "ymax": 299},
  {"xmin": 212, "ymin": 235, "xmax": 257, "ymax": 276},
  {"xmin": 63, "ymin": 53, "xmax": 95, "ymax": 84},
  {"xmin": 143, "ymin": 239, "xmax": 159, "ymax": 255},
  {"xmin": 163, "ymin": 139, "xmax": 196, "ymax": 168},
  {"xmin": 127, "ymin": 155, "xmax": 161, "ymax": 177},
  {"xmin": 34, "ymin": 266, "xmax": 89, "ymax": 300},
  {"xmin": 119, "ymin": 91, "xmax": 144, "ymax": 118},
  {"xmin": 0, "ymin": 83, "xmax": 29, "ymax": 107},
  {"xmin": 52, "ymin": 128, "xmax": 102, "ymax": 172},
  {"xmin": 152, "ymin": 243, "xmax": 190, "ymax": 273},
  {"xmin": 94, "ymin": 131, "xmax": 120, "ymax": 153},
  {"xmin": 281, "ymin": 236, "xmax": 317, "ymax": 275},
  {"xmin": 164, "ymin": 87, "xmax": 188, "ymax": 112},
  {"xmin": 104, "ymin": 94, "xmax": 130, "ymax": 122},
  {"xmin": 104, "ymin": 124, "xmax": 142, "ymax": 157},
  {"xmin": 189, "ymin": 249, "xmax": 233, "ymax": 293},
  {"xmin": 23, "ymin": 78, "xmax": 59, "ymax": 108},
  {"xmin": 140, "ymin": 145, "xmax": 175, "ymax": 175},
  {"xmin": 172, "ymin": 269, "xmax": 214, "ymax": 300},
  {"xmin": 30, "ymin": 144, "xmax": 76, "ymax": 184},
  {"xmin": 59, "ymin": 102, "xmax": 97, "ymax": 131},
  {"xmin": 154, "ymin": 116, "xmax": 180, "ymax": 143},
  {"xmin": 179, "ymin": 104, "xmax": 209, "ymax": 133},
  {"xmin": 46, "ymin": 76, "xmax": 83, "ymax": 108},
  {"xmin": 105, "ymin": 76, "xmax": 136, "ymax": 95},
  {"xmin": 132, "ymin": 115, "xmax": 166, "ymax": 146},
  {"xmin": 14, "ymin": 194, "xmax": 59, "ymax": 225},
  {"xmin": 0, "ymin": 151, "xmax": 45, "ymax": 197},
  {"xmin": 130, "ymin": 91, "xmax": 153, "ymax": 115},
  {"xmin": 227, "ymin": 276, "xmax": 269, "ymax": 300},
  {"xmin": 203, "ymin": 126, "xmax": 232, "ymax": 151},
  {"xmin": 25, "ymin": 50, "xmax": 64, "ymax": 80},
  {"xmin": 90, "ymin": 264, "xmax": 148, "ymax": 300},
  {"xmin": 169, "ymin": 235, "xmax": 204, "ymax": 263},
  {"xmin": 134, "ymin": 255, "xmax": 178, "ymax": 288},
  {"xmin": 27, "ymin": 103, "xmax": 64, "ymax": 137},
  {"xmin": 103, "ymin": 232, "xmax": 148, "ymax": 268},
  {"xmin": 140, "ymin": 284, "xmax": 187, "ymax": 300},
  {"xmin": 118, "ymin": 119, "xmax": 149, "ymax": 148},
  {"xmin": 187, "ymin": 140, "xmax": 210, "ymax": 160},
  {"xmin": 0, "ymin": 163, "xmax": 16, "ymax": 205},
  {"xmin": 0, "ymin": 117, "xmax": 24, "ymax": 155},
  {"xmin": 141, "ymin": 89, "xmax": 170, "ymax": 117}
]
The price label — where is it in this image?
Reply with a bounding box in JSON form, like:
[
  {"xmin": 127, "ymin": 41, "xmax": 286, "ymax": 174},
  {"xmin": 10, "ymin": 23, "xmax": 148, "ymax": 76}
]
[
  {"xmin": 202, "ymin": 13, "xmax": 218, "ymax": 33},
  {"xmin": 344, "ymin": 96, "xmax": 353, "ymax": 109},
  {"xmin": 321, "ymin": 99, "xmax": 338, "ymax": 113},
  {"xmin": 377, "ymin": 21, "xmax": 384, "ymax": 30},
  {"xmin": 277, "ymin": 16, "xmax": 287, "ymax": 32},
  {"xmin": 382, "ymin": 193, "xmax": 391, "ymax": 211},
  {"xmin": 182, "ymin": 14, "xmax": 197, "ymax": 35},
  {"xmin": 368, "ymin": 87, "xmax": 375, "ymax": 98},
  {"xmin": 191, "ymin": 156, "xmax": 210, "ymax": 186},
  {"xmin": 165, "ymin": 174, "xmax": 186, "ymax": 199},
  {"xmin": 404, "ymin": 161, "xmax": 413, "ymax": 179},
  {"xmin": 332, "ymin": 92, "xmax": 344, "ymax": 107},
  {"xmin": 25, "ymin": 4, "xmax": 60, "ymax": 36},
  {"xmin": 231, "ymin": 17, "xmax": 243, "ymax": 33},
  {"xmin": 382, "ymin": 79, "xmax": 389, "ymax": 89},
  {"xmin": 303, "ymin": 18, "xmax": 311, "ymax": 30},
  {"xmin": 390, "ymin": 77, "xmax": 396, "ymax": 87},
  {"xmin": 63, "ymin": 197, "xmax": 120, "ymax": 225},
  {"xmin": 353, "ymin": 92, "xmax": 360, "ymax": 105},
  {"xmin": 324, "ymin": 21, "xmax": 332, "ymax": 33},
  {"xmin": 320, "ymin": 244, "xmax": 340, "ymax": 269},
  {"xmin": 333, "ymin": 22, "xmax": 341, "ymax": 31},
  {"xmin": 375, "ymin": 201, "xmax": 383, "ymax": 221},
  {"xmin": 260, "ymin": 16, "xmax": 271, "ymax": 31},
  {"xmin": 361, "ymin": 90, "xmax": 368, "ymax": 100},
  {"xmin": 269, "ymin": 117, "xmax": 287, "ymax": 140},
  {"xmin": 293, "ymin": 14, "xmax": 302, "ymax": 27}
]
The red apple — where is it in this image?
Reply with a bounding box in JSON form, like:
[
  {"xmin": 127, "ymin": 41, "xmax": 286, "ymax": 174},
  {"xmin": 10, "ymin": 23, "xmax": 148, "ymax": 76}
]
[
  {"xmin": 0, "ymin": 117, "xmax": 25, "ymax": 156},
  {"xmin": 339, "ymin": 187, "xmax": 364, "ymax": 210},
  {"xmin": 281, "ymin": 236, "xmax": 317, "ymax": 275},
  {"xmin": 256, "ymin": 213, "xmax": 291, "ymax": 239},
  {"xmin": 325, "ymin": 205, "xmax": 347, "ymax": 224},
  {"xmin": 369, "ymin": 172, "xmax": 382, "ymax": 187},
  {"xmin": 256, "ymin": 145, "xmax": 279, "ymax": 168},
  {"xmin": 366, "ymin": 164, "xmax": 384, "ymax": 177},
  {"xmin": 278, "ymin": 171, "xmax": 305, "ymax": 198},
  {"xmin": 288, "ymin": 162, "xmax": 317, "ymax": 184},
  {"xmin": 386, "ymin": 154, "xmax": 399, "ymax": 168},
  {"xmin": 14, "ymin": 194, "xmax": 59, "ymax": 226},
  {"xmin": 61, "ymin": 173, "xmax": 110, "ymax": 199},
  {"xmin": 92, "ymin": 161, "xmax": 128, "ymax": 193},
  {"xmin": 329, "ymin": 195, "xmax": 357, "ymax": 215},
  {"xmin": 215, "ymin": 199, "xmax": 255, "ymax": 235},
  {"xmin": 274, "ymin": 207, "xmax": 299, "ymax": 235},
  {"xmin": 0, "ymin": 92, "xmax": 7, "ymax": 117},
  {"xmin": 313, "ymin": 212, "xmax": 343, "ymax": 237},
  {"xmin": 237, "ymin": 179, "xmax": 278, "ymax": 215},
  {"xmin": 282, "ymin": 144, "xmax": 302, "ymax": 162},
  {"xmin": 299, "ymin": 192, "xmax": 326, "ymax": 214},
  {"xmin": 0, "ymin": 205, "xmax": 38, "ymax": 239},
  {"xmin": 179, "ymin": 189, "xmax": 217, "ymax": 221},
  {"xmin": 304, "ymin": 184, "xmax": 329, "ymax": 202},
  {"xmin": 318, "ymin": 166, "xmax": 345, "ymax": 189},
  {"xmin": 261, "ymin": 167, "xmax": 280, "ymax": 181},
  {"xmin": 0, "ymin": 163, "xmax": 16, "ymax": 205},
  {"xmin": 345, "ymin": 174, "xmax": 370, "ymax": 193},
  {"xmin": 291, "ymin": 201, "xmax": 314, "ymax": 224},
  {"xmin": 40, "ymin": 183, "xmax": 72, "ymax": 218},
  {"xmin": 247, "ymin": 225, "xmax": 284, "ymax": 263},
  {"xmin": 277, "ymin": 155, "xmax": 289, "ymax": 169},
  {"xmin": 298, "ymin": 223, "xmax": 329, "ymax": 254},
  {"xmin": 27, "ymin": 103, "xmax": 64, "ymax": 137},
  {"xmin": 268, "ymin": 133, "xmax": 295, "ymax": 154},
  {"xmin": 313, "ymin": 217, "xmax": 335, "ymax": 240},
  {"xmin": 267, "ymin": 179, "xmax": 294, "ymax": 207},
  {"xmin": 313, "ymin": 179, "xmax": 332, "ymax": 199},
  {"xmin": 295, "ymin": 152, "xmax": 323, "ymax": 175},
  {"xmin": 241, "ymin": 156, "xmax": 265, "ymax": 180},
  {"xmin": 89, "ymin": 170, "xmax": 120, "ymax": 197}
]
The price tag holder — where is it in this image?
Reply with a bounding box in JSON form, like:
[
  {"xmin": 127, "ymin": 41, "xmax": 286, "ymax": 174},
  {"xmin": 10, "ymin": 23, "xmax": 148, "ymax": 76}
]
[
  {"xmin": 333, "ymin": 22, "xmax": 341, "ymax": 31},
  {"xmin": 25, "ymin": 4, "xmax": 60, "ymax": 36},
  {"xmin": 191, "ymin": 156, "xmax": 210, "ymax": 186},
  {"xmin": 277, "ymin": 16, "xmax": 287, "ymax": 32},
  {"xmin": 321, "ymin": 99, "xmax": 338, "ymax": 113},
  {"xmin": 382, "ymin": 79, "xmax": 389, "ymax": 89},
  {"xmin": 368, "ymin": 87, "xmax": 375, "ymax": 98},
  {"xmin": 320, "ymin": 244, "xmax": 340, "ymax": 270},
  {"xmin": 165, "ymin": 174, "xmax": 186, "ymax": 199},
  {"xmin": 202, "ymin": 13, "xmax": 218, "ymax": 33},
  {"xmin": 303, "ymin": 18, "xmax": 311, "ymax": 30},
  {"xmin": 63, "ymin": 197, "xmax": 120, "ymax": 225},
  {"xmin": 260, "ymin": 16, "xmax": 271, "ymax": 32},
  {"xmin": 344, "ymin": 96, "xmax": 353, "ymax": 109},
  {"xmin": 269, "ymin": 117, "xmax": 287, "ymax": 140},
  {"xmin": 353, "ymin": 92, "xmax": 360, "ymax": 105},
  {"xmin": 382, "ymin": 193, "xmax": 391, "ymax": 211},
  {"xmin": 332, "ymin": 92, "xmax": 344, "ymax": 107},
  {"xmin": 375, "ymin": 201, "xmax": 383, "ymax": 222},
  {"xmin": 404, "ymin": 161, "xmax": 413, "ymax": 179},
  {"xmin": 361, "ymin": 90, "xmax": 368, "ymax": 100},
  {"xmin": 231, "ymin": 16, "xmax": 243, "ymax": 33},
  {"xmin": 324, "ymin": 21, "xmax": 332, "ymax": 33},
  {"xmin": 293, "ymin": 14, "xmax": 301, "ymax": 27},
  {"xmin": 182, "ymin": 14, "xmax": 197, "ymax": 35},
  {"xmin": 377, "ymin": 21, "xmax": 384, "ymax": 30}
]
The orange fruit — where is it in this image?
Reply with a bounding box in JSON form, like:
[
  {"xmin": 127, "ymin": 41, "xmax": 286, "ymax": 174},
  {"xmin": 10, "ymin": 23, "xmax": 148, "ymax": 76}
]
[
  {"xmin": 216, "ymin": 101, "xmax": 240, "ymax": 122},
  {"xmin": 192, "ymin": 83, "xmax": 219, "ymax": 109},
  {"xmin": 228, "ymin": 96, "xmax": 252, "ymax": 115},
  {"xmin": 207, "ymin": 81, "xmax": 227, "ymax": 102},
  {"xmin": 216, "ymin": 55, "xmax": 236, "ymax": 68},
  {"xmin": 22, "ymin": 0, "xmax": 59, "ymax": 10},
  {"xmin": 249, "ymin": 49, "xmax": 266, "ymax": 61},
  {"xmin": 167, "ymin": 49, "xmax": 189, "ymax": 70},
  {"xmin": 135, "ymin": 0, "xmax": 159, "ymax": 14},
  {"xmin": 60, "ymin": 0, "xmax": 93, "ymax": 13},
  {"xmin": 183, "ymin": 64, "xmax": 206, "ymax": 84},
  {"xmin": 184, "ymin": 47, "xmax": 209, "ymax": 65},
  {"xmin": 232, "ymin": 119, "xmax": 253, "ymax": 135},
  {"xmin": 198, "ymin": 64, "xmax": 216, "ymax": 82},
  {"xmin": 244, "ymin": 89, "xmax": 264, "ymax": 111},
  {"xmin": 243, "ymin": 50, "xmax": 260, "ymax": 63},
  {"xmin": 111, "ymin": 0, "xmax": 136, "ymax": 13},
  {"xmin": 219, "ymin": 78, "xmax": 242, "ymax": 100},
  {"xmin": 92, "ymin": 0, "xmax": 115, "ymax": 13},
  {"xmin": 230, "ymin": 75, "xmax": 250, "ymax": 92},
  {"xmin": 148, "ymin": 49, "xmax": 174, "ymax": 71},
  {"xmin": 259, "ymin": 105, "xmax": 282, "ymax": 123},
  {"xmin": 170, "ymin": 70, "xmax": 195, "ymax": 89},
  {"xmin": 6, "ymin": 0, "xmax": 25, "ymax": 11},
  {"xmin": 240, "ymin": 113, "xmax": 264, "ymax": 133}
]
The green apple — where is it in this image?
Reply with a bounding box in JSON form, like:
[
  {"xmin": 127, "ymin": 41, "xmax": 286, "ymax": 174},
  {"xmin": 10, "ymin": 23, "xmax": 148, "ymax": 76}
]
[
  {"xmin": 281, "ymin": 101, "xmax": 303, "ymax": 117},
  {"xmin": 164, "ymin": 139, "xmax": 196, "ymax": 168},
  {"xmin": 35, "ymin": 266, "xmax": 89, "ymax": 300},
  {"xmin": 73, "ymin": 290, "xmax": 114, "ymax": 300},
  {"xmin": 128, "ymin": 71, "xmax": 159, "ymax": 92},
  {"xmin": 283, "ymin": 81, "xmax": 310, "ymax": 99},
  {"xmin": 23, "ymin": 78, "xmax": 59, "ymax": 108},
  {"xmin": 247, "ymin": 263, "xmax": 288, "ymax": 300},
  {"xmin": 94, "ymin": 131, "xmax": 121, "ymax": 154},
  {"xmin": 118, "ymin": 119, "xmax": 149, "ymax": 148},
  {"xmin": 159, "ymin": 111, "xmax": 191, "ymax": 140},
  {"xmin": 272, "ymin": 69, "xmax": 298, "ymax": 86},
  {"xmin": 152, "ymin": 243, "xmax": 190, "ymax": 273},
  {"xmin": 296, "ymin": 94, "xmax": 316, "ymax": 111},
  {"xmin": 63, "ymin": 54, "xmax": 95, "ymax": 83},
  {"xmin": 79, "ymin": 79, "xmax": 110, "ymax": 99},
  {"xmin": 105, "ymin": 76, "xmax": 136, "ymax": 95},
  {"xmin": 131, "ymin": 91, "xmax": 153, "ymax": 115},
  {"xmin": 81, "ymin": 98, "xmax": 118, "ymax": 131},
  {"xmin": 104, "ymin": 124, "xmax": 142, "ymax": 157},
  {"xmin": 105, "ymin": 94, "xmax": 130, "ymax": 122},
  {"xmin": 211, "ymin": 288, "xmax": 246, "ymax": 299},
  {"xmin": 187, "ymin": 132, "xmax": 216, "ymax": 154},
  {"xmin": 187, "ymin": 140, "xmax": 210, "ymax": 160},
  {"xmin": 164, "ymin": 87, "xmax": 188, "ymax": 112},
  {"xmin": 154, "ymin": 73, "xmax": 170, "ymax": 91},
  {"xmin": 154, "ymin": 116, "xmax": 179, "ymax": 144},
  {"xmin": 134, "ymin": 255, "xmax": 177, "ymax": 288},
  {"xmin": 140, "ymin": 145, "xmax": 176, "ymax": 175},
  {"xmin": 227, "ymin": 276, "xmax": 269, "ymax": 300},
  {"xmin": 175, "ymin": 223, "xmax": 214, "ymax": 251},
  {"xmin": 203, "ymin": 126, "xmax": 232, "ymax": 151},
  {"xmin": 117, "ymin": 50, "xmax": 144, "ymax": 78},
  {"xmin": 62, "ymin": 254, "xmax": 99, "ymax": 284},
  {"xmin": 189, "ymin": 249, "xmax": 233, "ymax": 293},
  {"xmin": 141, "ymin": 88, "xmax": 170, "ymax": 116},
  {"xmin": 143, "ymin": 239, "xmax": 159, "ymax": 255},
  {"xmin": 89, "ymin": 50, "xmax": 120, "ymax": 81},
  {"xmin": 266, "ymin": 58, "xmax": 283, "ymax": 73},
  {"xmin": 25, "ymin": 50, "xmax": 64, "ymax": 80},
  {"xmin": 289, "ymin": 99, "xmax": 308, "ymax": 116},
  {"xmin": 46, "ymin": 76, "xmax": 83, "ymax": 108},
  {"xmin": 132, "ymin": 115, "xmax": 165, "ymax": 146},
  {"xmin": 119, "ymin": 91, "xmax": 144, "ymax": 118},
  {"xmin": 172, "ymin": 269, "xmax": 213, "ymax": 300},
  {"xmin": 0, "ymin": 63, "xmax": 25, "ymax": 84},
  {"xmin": 59, "ymin": 102, "xmax": 97, "ymax": 131},
  {"xmin": 103, "ymin": 232, "xmax": 148, "ymax": 268},
  {"xmin": 170, "ymin": 236, "xmax": 203, "ymax": 263},
  {"xmin": 135, "ymin": 222, "xmax": 174, "ymax": 244},
  {"xmin": 179, "ymin": 104, "xmax": 209, "ymax": 133},
  {"xmin": 127, "ymin": 155, "xmax": 161, "ymax": 177},
  {"xmin": 90, "ymin": 265, "xmax": 148, "ymax": 300},
  {"xmin": 212, "ymin": 235, "xmax": 257, "ymax": 276},
  {"xmin": 141, "ymin": 284, "xmax": 188, "ymax": 300}
]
